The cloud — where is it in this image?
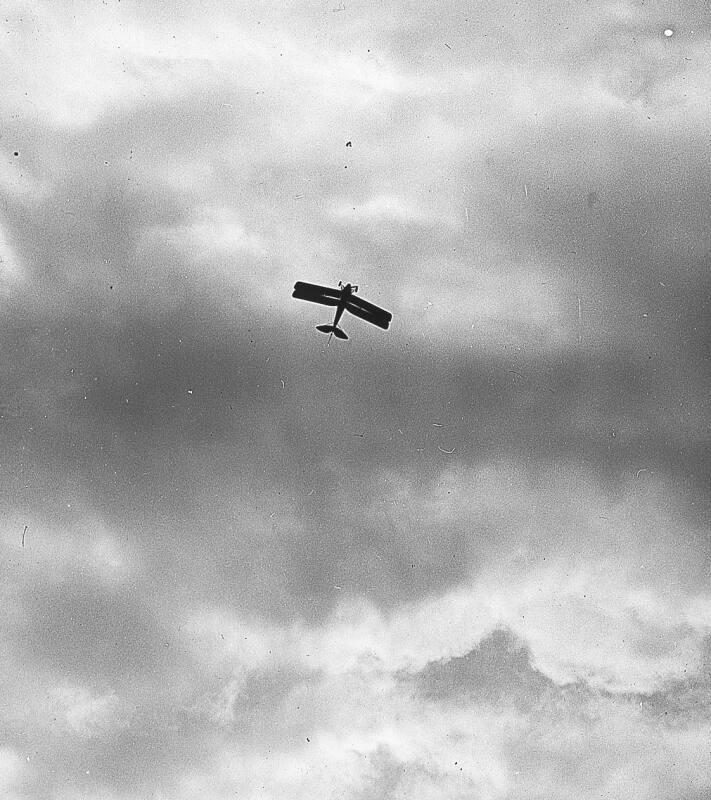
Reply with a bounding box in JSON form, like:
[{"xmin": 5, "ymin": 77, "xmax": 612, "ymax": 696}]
[
  {"xmin": 49, "ymin": 686, "xmax": 127, "ymax": 737},
  {"xmin": 1, "ymin": 0, "xmax": 710, "ymax": 797},
  {"xmin": 171, "ymin": 620, "xmax": 711, "ymax": 800},
  {"xmin": 0, "ymin": 748, "xmax": 24, "ymax": 800},
  {"xmin": 408, "ymin": 628, "xmax": 554, "ymax": 709}
]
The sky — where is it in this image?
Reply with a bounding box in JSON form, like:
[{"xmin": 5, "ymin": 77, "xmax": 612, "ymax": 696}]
[{"xmin": 1, "ymin": 1, "xmax": 710, "ymax": 798}]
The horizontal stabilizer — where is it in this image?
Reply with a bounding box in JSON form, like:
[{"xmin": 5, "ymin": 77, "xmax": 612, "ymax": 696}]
[{"xmin": 316, "ymin": 324, "xmax": 348, "ymax": 339}]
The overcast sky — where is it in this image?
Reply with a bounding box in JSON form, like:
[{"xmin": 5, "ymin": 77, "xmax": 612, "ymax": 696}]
[{"xmin": 1, "ymin": 1, "xmax": 710, "ymax": 798}]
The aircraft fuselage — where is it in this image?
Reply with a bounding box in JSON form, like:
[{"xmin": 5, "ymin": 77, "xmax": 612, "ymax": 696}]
[{"xmin": 332, "ymin": 283, "xmax": 354, "ymax": 327}]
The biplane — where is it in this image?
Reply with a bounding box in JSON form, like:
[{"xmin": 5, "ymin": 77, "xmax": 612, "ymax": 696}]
[{"xmin": 292, "ymin": 281, "xmax": 392, "ymax": 339}]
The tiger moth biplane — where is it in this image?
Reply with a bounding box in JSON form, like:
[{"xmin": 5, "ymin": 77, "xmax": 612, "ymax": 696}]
[{"xmin": 292, "ymin": 281, "xmax": 392, "ymax": 340}]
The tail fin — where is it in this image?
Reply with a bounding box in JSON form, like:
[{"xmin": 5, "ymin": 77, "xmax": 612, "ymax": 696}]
[{"xmin": 316, "ymin": 324, "xmax": 348, "ymax": 339}]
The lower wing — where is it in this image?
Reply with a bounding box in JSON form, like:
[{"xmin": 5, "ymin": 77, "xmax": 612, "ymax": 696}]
[
  {"xmin": 292, "ymin": 281, "xmax": 341, "ymax": 307},
  {"xmin": 346, "ymin": 296, "xmax": 392, "ymax": 329}
]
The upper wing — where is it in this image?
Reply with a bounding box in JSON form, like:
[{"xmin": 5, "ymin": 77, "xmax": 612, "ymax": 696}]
[
  {"xmin": 346, "ymin": 295, "xmax": 392, "ymax": 330},
  {"xmin": 292, "ymin": 281, "xmax": 341, "ymax": 307}
]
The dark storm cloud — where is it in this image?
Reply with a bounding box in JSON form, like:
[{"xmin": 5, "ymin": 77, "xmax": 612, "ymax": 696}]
[
  {"xmin": 460, "ymin": 119, "xmax": 711, "ymax": 296},
  {"xmin": 7, "ymin": 706, "xmax": 221, "ymax": 800},
  {"xmin": 0, "ymin": 270, "xmax": 707, "ymax": 621},
  {"xmin": 16, "ymin": 578, "xmax": 170, "ymax": 680},
  {"xmin": 408, "ymin": 628, "xmax": 554, "ymax": 710},
  {"xmin": 409, "ymin": 626, "xmax": 711, "ymax": 726}
]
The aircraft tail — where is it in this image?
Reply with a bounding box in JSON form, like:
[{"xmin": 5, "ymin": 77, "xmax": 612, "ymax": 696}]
[{"xmin": 316, "ymin": 324, "xmax": 348, "ymax": 339}]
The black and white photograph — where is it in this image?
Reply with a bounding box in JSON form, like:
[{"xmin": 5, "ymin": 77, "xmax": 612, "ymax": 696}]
[{"xmin": 1, "ymin": 1, "xmax": 710, "ymax": 797}]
